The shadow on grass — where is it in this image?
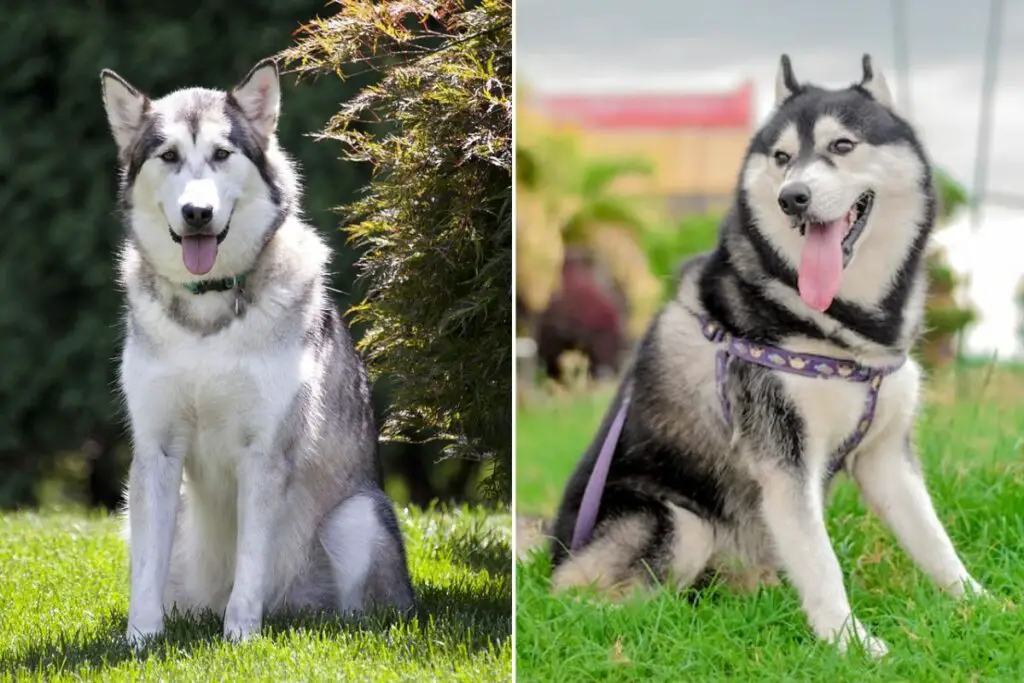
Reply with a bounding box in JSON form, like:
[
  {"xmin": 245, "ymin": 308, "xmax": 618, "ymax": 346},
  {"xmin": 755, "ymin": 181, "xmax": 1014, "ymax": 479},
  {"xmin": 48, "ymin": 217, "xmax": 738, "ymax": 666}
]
[
  {"xmin": 1, "ymin": 611, "xmax": 222, "ymax": 674},
  {"xmin": 2, "ymin": 576, "xmax": 511, "ymax": 676}
]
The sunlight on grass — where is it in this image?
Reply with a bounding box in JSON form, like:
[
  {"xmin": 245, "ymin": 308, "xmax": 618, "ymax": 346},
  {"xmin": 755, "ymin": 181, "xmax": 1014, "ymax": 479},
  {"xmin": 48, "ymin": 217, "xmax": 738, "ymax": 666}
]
[{"xmin": 0, "ymin": 506, "xmax": 511, "ymax": 682}]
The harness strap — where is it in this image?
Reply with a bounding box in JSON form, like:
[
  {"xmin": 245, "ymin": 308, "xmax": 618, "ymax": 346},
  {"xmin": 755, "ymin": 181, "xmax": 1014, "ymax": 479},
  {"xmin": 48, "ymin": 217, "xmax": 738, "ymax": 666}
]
[
  {"xmin": 830, "ymin": 371, "xmax": 886, "ymax": 467},
  {"xmin": 568, "ymin": 312, "xmax": 906, "ymax": 552},
  {"xmin": 698, "ymin": 314, "xmax": 904, "ymax": 472}
]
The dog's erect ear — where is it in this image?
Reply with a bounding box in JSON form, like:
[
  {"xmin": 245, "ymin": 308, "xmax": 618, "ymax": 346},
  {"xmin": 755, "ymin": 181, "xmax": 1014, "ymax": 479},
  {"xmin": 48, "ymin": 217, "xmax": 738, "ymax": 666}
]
[
  {"xmin": 858, "ymin": 54, "xmax": 894, "ymax": 108},
  {"xmin": 101, "ymin": 69, "xmax": 148, "ymax": 154},
  {"xmin": 774, "ymin": 54, "xmax": 800, "ymax": 106},
  {"xmin": 232, "ymin": 58, "xmax": 281, "ymax": 141}
]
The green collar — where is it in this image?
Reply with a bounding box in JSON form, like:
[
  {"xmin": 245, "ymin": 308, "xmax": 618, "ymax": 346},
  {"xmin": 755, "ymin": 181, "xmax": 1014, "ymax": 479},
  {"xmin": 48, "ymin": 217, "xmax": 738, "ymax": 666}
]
[{"xmin": 182, "ymin": 271, "xmax": 250, "ymax": 295}]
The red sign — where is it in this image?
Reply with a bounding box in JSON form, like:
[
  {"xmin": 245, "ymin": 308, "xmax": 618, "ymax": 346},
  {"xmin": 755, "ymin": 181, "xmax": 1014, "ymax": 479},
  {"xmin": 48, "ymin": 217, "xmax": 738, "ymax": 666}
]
[{"xmin": 536, "ymin": 82, "xmax": 753, "ymax": 130}]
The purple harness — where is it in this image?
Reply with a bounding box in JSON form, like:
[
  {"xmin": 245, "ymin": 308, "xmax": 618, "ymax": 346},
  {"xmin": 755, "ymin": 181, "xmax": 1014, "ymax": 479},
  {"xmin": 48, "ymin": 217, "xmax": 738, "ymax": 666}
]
[{"xmin": 570, "ymin": 312, "xmax": 906, "ymax": 552}]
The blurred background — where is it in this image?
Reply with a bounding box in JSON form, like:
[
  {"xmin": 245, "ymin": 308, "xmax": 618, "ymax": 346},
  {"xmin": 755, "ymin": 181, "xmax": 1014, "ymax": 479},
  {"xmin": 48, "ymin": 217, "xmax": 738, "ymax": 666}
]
[
  {"xmin": 514, "ymin": 0, "xmax": 1024, "ymax": 545},
  {"xmin": 0, "ymin": 1, "xmax": 490, "ymax": 511}
]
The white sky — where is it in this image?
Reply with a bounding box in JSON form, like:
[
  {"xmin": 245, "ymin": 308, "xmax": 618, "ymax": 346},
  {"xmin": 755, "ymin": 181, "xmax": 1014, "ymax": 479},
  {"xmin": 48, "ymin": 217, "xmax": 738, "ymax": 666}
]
[{"xmin": 517, "ymin": 0, "xmax": 1024, "ymax": 358}]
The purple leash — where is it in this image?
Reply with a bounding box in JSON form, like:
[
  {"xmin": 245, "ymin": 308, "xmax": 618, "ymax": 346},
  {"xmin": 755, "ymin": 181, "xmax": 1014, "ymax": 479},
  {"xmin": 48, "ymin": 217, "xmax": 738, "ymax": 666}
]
[{"xmin": 571, "ymin": 387, "xmax": 631, "ymax": 552}]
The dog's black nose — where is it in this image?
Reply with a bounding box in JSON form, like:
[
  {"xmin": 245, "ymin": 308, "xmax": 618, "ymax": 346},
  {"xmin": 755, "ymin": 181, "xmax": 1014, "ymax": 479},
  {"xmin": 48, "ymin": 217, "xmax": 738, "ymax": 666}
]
[
  {"xmin": 181, "ymin": 203, "xmax": 214, "ymax": 228},
  {"xmin": 778, "ymin": 183, "xmax": 811, "ymax": 216}
]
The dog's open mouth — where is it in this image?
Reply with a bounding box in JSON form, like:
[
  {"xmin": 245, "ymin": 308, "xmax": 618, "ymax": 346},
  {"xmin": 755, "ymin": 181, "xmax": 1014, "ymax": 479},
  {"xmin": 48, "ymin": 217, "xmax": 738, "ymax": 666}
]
[
  {"xmin": 167, "ymin": 208, "xmax": 234, "ymax": 277},
  {"xmin": 795, "ymin": 190, "xmax": 875, "ymax": 312},
  {"xmin": 796, "ymin": 191, "xmax": 875, "ymax": 262}
]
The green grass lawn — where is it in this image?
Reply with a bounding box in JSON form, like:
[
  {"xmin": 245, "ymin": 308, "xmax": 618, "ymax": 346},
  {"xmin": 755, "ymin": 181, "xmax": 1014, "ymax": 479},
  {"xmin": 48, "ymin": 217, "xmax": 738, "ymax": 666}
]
[
  {"xmin": 0, "ymin": 505, "xmax": 511, "ymax": 682},
  {"xmin": 515, "ymin": 365, "xmax": 1024, "ymax": 681}
]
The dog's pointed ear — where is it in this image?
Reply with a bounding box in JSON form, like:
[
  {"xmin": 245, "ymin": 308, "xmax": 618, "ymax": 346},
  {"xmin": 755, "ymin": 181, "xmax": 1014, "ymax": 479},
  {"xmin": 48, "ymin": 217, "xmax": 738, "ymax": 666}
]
[
  {"xmin": 232, "ymin": 58, "xmax": 281, "ymax": 141},
  {"xmin": 101, "ymin": 69, "xmax": 148, "ymax": 154},
  {"xmin": 774, "ymin": 54, "xmax": 800, "ymax": 106},
  {"xmin": 858, "ymin": 54, "xmax": 894, "ymax": 108}
]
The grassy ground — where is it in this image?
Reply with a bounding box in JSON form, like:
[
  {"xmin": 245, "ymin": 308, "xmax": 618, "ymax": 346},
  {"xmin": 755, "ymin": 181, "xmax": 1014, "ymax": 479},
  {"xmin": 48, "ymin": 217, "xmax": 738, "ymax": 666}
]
[
  {"xmin": 515, "ymin": 364, "xmax": 1024, "ymax": 681},
  {"xmin": 0, "ymin": 505, "xmax": 511, "ymax": 682}
]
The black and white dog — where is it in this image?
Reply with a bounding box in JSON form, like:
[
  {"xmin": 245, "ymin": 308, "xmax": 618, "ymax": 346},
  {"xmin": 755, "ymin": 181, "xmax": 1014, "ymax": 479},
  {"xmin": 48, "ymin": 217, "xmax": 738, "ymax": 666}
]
[
  {"xmin": 101, "ymin": 58, "xmax": 414, "ymax": 648},
  {"xmin": 551, "ymin": 55, "xmax": 985, "ymax": 657}
]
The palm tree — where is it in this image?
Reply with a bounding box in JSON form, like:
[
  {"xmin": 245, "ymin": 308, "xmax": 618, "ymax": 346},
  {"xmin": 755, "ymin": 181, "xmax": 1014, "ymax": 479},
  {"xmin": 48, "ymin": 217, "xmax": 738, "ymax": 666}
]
[{"xmin": 516, "ymin": 113, "xmax": 662, "ymax": 338}]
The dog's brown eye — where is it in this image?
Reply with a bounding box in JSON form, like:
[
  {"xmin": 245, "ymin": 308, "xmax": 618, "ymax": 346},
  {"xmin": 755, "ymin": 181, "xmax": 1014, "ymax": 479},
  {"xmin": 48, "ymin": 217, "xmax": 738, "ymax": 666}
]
[
  {"xmin": 159, "ymin": 149, "xmax": 179, "ymax": 163},
  {"xmin": 773, "ymin": 150, "xmax": 791, "ymax": 167},
  {"xmin": 829, "ymin": 138, "xmax": 857, "ymax": 155},
  {"xmin": 213, "ymin": 148, "xmax": 232, "ymax": 161}
]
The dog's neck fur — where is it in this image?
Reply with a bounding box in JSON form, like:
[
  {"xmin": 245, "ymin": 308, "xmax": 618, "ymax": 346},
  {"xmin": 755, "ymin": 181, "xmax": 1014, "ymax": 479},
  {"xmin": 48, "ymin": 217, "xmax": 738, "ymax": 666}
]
[
  {"xmin": 696, "ymin": 195, "xmax": 934, "ymax": 365},
  {"xmin": 121, "ymin": 216, "xmax": 328, "ymax": 340},
  {"xmin": 180, "ymin": 271, "xmax": 251, "ymax": 296}
]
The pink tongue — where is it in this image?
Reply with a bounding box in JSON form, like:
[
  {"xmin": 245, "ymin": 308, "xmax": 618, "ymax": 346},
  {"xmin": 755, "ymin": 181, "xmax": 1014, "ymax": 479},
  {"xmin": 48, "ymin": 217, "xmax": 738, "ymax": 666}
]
[
  {"xmin": 797, "ymin": 218, "xmax": 848, "ymax": 312},
  {"xmin": 181, "ymin": 235, "xmax": 218, "ymax": 275}
]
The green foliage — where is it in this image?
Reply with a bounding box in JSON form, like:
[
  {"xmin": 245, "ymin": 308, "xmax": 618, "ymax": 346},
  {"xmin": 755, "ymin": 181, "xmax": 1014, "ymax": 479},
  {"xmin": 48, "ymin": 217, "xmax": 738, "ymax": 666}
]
[
  {"xmin": 933, "ymin": 167, "xmax": 970, "ymax": 223},
  {"xmin": 923, "ymin": 168, "xmax": 976, "ymax": 366},
  {"xmin": 560, "ymin": 157, "xmax": 653, "ymax": 243},
  {"xmin": 0, "ymin": 506, "xmax": 511, "ymax": 679},
  {"xmin": 516, "ymin": 144, "xmax": 540, "ymax": 188},
  {"xmin": 921, "ymin": 245, "xmax": 976, "ymax": 368},
  {"xmin": 642, "ymin": 213, "xmax": 722, "ymax": 299},
  {"xmin": 520, "ymin": 127, "xmax": 652, "ymax": 243},
  {"xmin": 927, "ymin": 261, "xmax": 958, "ymax": 294},
  {"xmin": 923, "ymin": 305, "xmax": 977, "ymax": 337},
  {"xmin": 282, "ymin": 0, "xmax": 512, "ymax": 504},
  {"xmin": 0, "ymin": 2, "xmax": 462, "ymax": 507}
]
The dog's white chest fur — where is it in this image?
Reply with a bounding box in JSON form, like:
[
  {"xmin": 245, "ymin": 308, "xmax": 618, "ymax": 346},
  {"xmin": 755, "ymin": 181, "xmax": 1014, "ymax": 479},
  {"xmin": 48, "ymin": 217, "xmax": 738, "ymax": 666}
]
[{"xmin": 121, "ymin": 296, "xmax": 311, "ymax": 469}]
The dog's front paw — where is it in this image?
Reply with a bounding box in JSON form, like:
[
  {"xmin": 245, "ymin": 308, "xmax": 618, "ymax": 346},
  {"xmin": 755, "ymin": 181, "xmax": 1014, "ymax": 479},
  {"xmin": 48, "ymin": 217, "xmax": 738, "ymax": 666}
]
[
  {"xmin": 223, "ymin": 618, "xmax": 262, "ymax": 643},
  {"xmin": 953, "ymin": 576, "xmax": 987, "ymax": 600},
  {"xmin": 223, "ymin": 607, "xmax": 262, "ymax": 643},
  {"xmin": 832, "ymin": 619, "xmax": 889, "ymax": 659},
  {"xmin": 854, "ymin": 634, "xmax": 890, "ymax": 659},
  {"xmin": 125, "ymin": 619, "xmax": 163, "ymax": 652},
  {"xmin": 224, "ymin": 592, "xmax": 264, "ymax": 642}
]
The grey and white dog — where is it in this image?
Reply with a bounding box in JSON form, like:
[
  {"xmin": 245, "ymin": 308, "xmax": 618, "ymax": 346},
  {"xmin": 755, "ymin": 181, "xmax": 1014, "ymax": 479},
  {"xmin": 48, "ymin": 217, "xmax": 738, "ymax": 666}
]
[
  {"xmin": 550, "ymin": 55, "xmax": 985, "ymax": 657},
  {"xmin": 100, "ymin": 58, "xmax": 414, "ymax": 648}
]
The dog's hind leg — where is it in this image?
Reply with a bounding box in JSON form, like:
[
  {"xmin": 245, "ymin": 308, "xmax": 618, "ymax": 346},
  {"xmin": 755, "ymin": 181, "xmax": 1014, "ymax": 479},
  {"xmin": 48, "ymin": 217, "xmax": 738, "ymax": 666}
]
[
  {"xmin": 319, "ymin": 490, "xmax": 415, "ymax": 615},
  {"xmin": 552, "ymin": 504, "xmax": 713, "ymax": 599},
  {"xmin": 851, "ymin": 437, "xmax": 984, "ymax": 598},
  {"xmin": 665, "ymin": 504, "xmax": 716, "ymax": 588},
  {"xmin": 551, "ymin": 514, "xmax": 652, "ymax": 598}
]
